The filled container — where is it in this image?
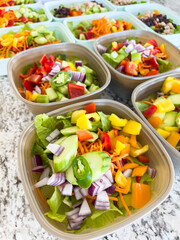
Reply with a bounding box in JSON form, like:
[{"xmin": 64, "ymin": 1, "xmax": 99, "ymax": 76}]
[
  {"xmin": 0, "ymin": 22, "xmax": 75, "ymax": 76},
  {"xmin": 44, "ymin": 0, "xmax": 116, "ymax": 23},
  {"xmin": 132, "ymin": 72, "xmax": 180, "ymax": 172},
  {"xmin": 125, "ymin": 3, "xmax": 180, "ymax": 47},
  {"xmin": 93, "ymin": 30, "xmax": 180, "ymax": 99},
  {"xmin": 63, "ymin": 11, "xmax": 148, "ymax": 51},
  {"xmin": 18, "ymin": 99, "xmax": 174, "ymax": 239},
  {"xmin": 7, "ymin": 43, "xmax": 111, "ymax": 115},
  {"xmin": 110, "ymin": 0, "xmax": 149, "ymax": 11}
]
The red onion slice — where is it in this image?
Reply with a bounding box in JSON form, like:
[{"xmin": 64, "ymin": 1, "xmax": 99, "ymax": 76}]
[
  {"xmin": 79, "ymin": 188, "xmax": 88, "ymax": 197},
  {"xmin": 35, "ymin": 85, "xmax": 41, "ymax": 94},
  {"xmin": 79, "ymin": 199, "xmax": 91, "ymax": 216},
  {"xmin": 34, "ymin": 177, "xmax": 49, "ymax": 188},
  {"xmin": 46, "ymin": 128, "xmax": 60, "ymax": 142},
  {"xmin": 39, "ymin": 167, "xmax": 50, "ymax": 181},
  {"xmin": 75, "ymin": 60, "xmax": 82, "ymax": 68},
  {"xmin": 46, "ymin": 144, "xmax": 64, "ymax": 156},
  {"xmin": 32, "ymin": 166, "xmax": 44, "ymax": 172},
  {"xmin": 72, "ymin": 200, "xmax": 83, "ymax": 208},
  {"xmin": 61, "ymin": 183, "xmax": 73, "ymax": 196},
  {"xmin": 135, "ymin": 44, "xmax": 145, "ymax": 52},
  {"xmin": 33, "ymin": 155, "xmax": 42, "ymax": 167},
  {"xmin": 125, "ymin": 44, "xmax": 134, "ymax": 53},
  {"xmin": 68, "ymin": 70, "xmax": 86, "ymax": 83},
  {"xmin": 148, "ymin": 167, "xmax": 156, "ymax": 178},
  {"xmin": 94, "ymin": 191, "xmax": 110, "ymax": 211},
  {"xmin": 74, "ymin": 187, "xmax": 83, "ymax": 200},
  {"xmin": 47, "ymin": 173, "xmax": 65, "ymax": 186},
  {"xmin": 106, "ymin": 185, "xmax": 116, "ymax": 195},
  {"xmin": 123, "ymin": 169, "xmax": 132, "ymax": 178},
  {"xmin": 97, "ymin": 44, "xmax": 107, "ymax": 54},
  {"xmin": 104, "ymin": 170, "xmax": 114, "ymax": 184},
  {"xmin": 65, "ymin": 207, "xmax": 80, "ymax": 217}
]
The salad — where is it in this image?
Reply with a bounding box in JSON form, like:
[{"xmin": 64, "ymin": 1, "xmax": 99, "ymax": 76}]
[
  {"xmin": 67, "ymin": 17, "xmax": 133, "ymax": 40},
  {"xmin": 18, "ymin": 54, "xmax": 100, "ymax": 103},
  {"xmin": 31, "ymin": 103, "xmax": 156, "ymax": 232},
  {"xmin": 52, "ymin": 1, "xmax": 108, "ymax": 18},
  {"xmin": 110, "ymin": 0, "xmax": 147, "ymax": 6},
  {"xmin": 136, "ymin": 76, "xmax": 180, "ymax": 151},
  {"xmin": 138, "ymin": 10, "xmax": 180, "ymax": 35},
  {"xmin": 0, "ymin": 0, "xmax": 35, "ymax": 7},
  {"xmin": 0, "ymin": 24, "xmax": 61, "ymax": 59},
  {"xmin": 0, "ymin": 5, "xmax": 47, "ymax": 28},
  {"xmin": 98, "ymin": 38, "xmax": 172, "ymax": 77}
]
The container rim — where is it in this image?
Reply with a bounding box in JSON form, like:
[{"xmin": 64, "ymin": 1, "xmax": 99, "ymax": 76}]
[
  {"xmin": 18, "ymin": 99, "xmax": 174, "ymax": 240},
  {"xmin": 7, "ymin": 43, "xmax": 111, "ymax": 107},
  {"xmin": 93, "ymin": 30, "xmax": 180, "ymax": 81}
]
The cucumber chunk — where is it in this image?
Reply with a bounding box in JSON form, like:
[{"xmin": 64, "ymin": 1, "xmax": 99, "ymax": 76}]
[
  {"xmin": 61, "ymin": 126, "xmax": 80, "ymax": 136},
  {"xmin": 168, "ymin": 94, "xmax": 180, "ymax": 106},
  {"xmin": 158, "ymin": 111, "xmax": 178, "ymax": 129}
]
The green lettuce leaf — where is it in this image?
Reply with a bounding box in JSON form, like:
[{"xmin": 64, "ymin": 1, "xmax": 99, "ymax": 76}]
[
  {"xmin": 140, "ymin": 173, "xmax": 154, "ymax": 185},
  {"xmin": 47, "ymin": 187, "xmax": 62, "ymax": 214},
  {"xmin": 45, "ymin": 211, "xmax": 66, "ymax": 222},
  {"xmin": 98, "ymin": 112, "xmax": 112, "ymax": 132},
  {"xmin": 31, "ymin": 141, "xmax": 44, "ymax": 156},
  {"xmin": 56, "ymin": 112, "xmax": 72, "ymax": 129}
]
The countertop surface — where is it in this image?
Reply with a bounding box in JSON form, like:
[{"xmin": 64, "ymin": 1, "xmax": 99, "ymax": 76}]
[{"xmin": 0, "ymin": 1, "xmax": 180, "ymax": 240}]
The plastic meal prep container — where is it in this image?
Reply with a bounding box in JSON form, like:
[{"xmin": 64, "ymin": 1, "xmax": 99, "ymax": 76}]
[
  {"xmin": 93, "ymin": 30, "xmax": 180, "ymax": 99},
  {"xmin": 125, "ymin": 3, "xmax": 180, "ymax": 47},
  {"xmin": 110, "ymin": 0, "xmax": 149, "ymax": 11},
  {"xmin": 0, "ymin": 22, "xmax": 75, "ymax": 76},
  {"xmin": 132, "ymin": 72, "xmax": 180, "ymax": 173},
  {"xmin": 18, "ymin": 99, "xmax": 174, "ymax": 240},
  {"xmin": 44, "ymin": 0, "xmax": 116, "ymax": 23},
  {"xmin": 7, "ymin": 43, "xmax": 111, "ymax": 115},
  {"xmin": 63, "ymin": 11, "xmax": 148, "ymax": 51}
]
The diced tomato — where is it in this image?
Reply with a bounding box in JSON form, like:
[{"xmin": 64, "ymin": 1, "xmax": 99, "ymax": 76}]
[
  {"xmin": 146, "ymin": 70, "xmax": 159, "ymax": 76},
  {"xmin": 68, "ymin": 83, "xmax": 85, "ymax": 99},
  {"xmin": 20, "ymin": 16, "xmax": 28, "ymax": 24},
  {"xmin": 125, "ymin": 62, "xmax": 138, "ymax": 76},
  {"xmin": 8, "ymin": 1, "xmax": 16, "ymax": 6},
  {"xmin": 69, "ymin": 10, "xmax": 73, "ymax": 16},
  {"xmin": 88, "ymin": 26, "xmax": 93, "ymax": 31},
  {"xmin": 136, "ymin": 176, "xmax": 141, "ymax": 183},
  {"xmin": 115, "ymin": 20, "xmax": 120, "ymax": 29},
  {"xmin": 84, "ymin": 103, "xmax": 96, "ymax": 113},
  {"xmin": 7, "ymin": 19, "xmax": 15, "ymax": 27},
  {"xmin": 23, "ymin": 80, "xmax": 34, "ymax": 92},
  {"xmin": 112, "ymin": 43, "xmax": 124, "ymax": 51},
  {"xmin": 85, "ymin": 31, "xmax": 94, "ymax": 40},
  {"xmin": 40, "ymin": 55, "xmax": 47, "ymax": 66},
  {"xmin": 0, "ymin": 8, "xmax": 5, "ymax": 16},
  {"xmin": 101, "ymin": 132, "xmax": 111, "ymax": 151},
  {"xmin": 143, "ymin": 105, "xmax": 157, "ymax": 118},
  {"xmin": 76, "ymin": 129, "xmax": 94, "ymax": 141},
  {"xmin": 137, "ymin": 155, "xmax": 150, "ymax": 164},
  {"xmin": 146, "ymin": 39, "xmax": 157, "ymax": 48},
  {"xmin": 11, "ymin": 47, "xmax": 18, "ymax": 53},
  {"xmin": 77, "ymin": 27, "xmax": 84, "ymax": 31},
  {"xmin": 151, "ymin": 47, "xmax": 160, "ymax": 55},
  {"xmin": 145, "ymin": 57, "xmax": 159, "ymax": 69},
  {"xmin": 28, "ymin": 74, "xmax": 42, "ymax": 84},
  {"xmin": 61, "ymin": 66, "xmax": 71, "ymax": 71}
]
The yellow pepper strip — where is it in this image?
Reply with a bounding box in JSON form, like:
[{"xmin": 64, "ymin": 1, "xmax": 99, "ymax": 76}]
[
  {"xmin": 157, "ymin": 129, "xmax": 170, "ymax": 139},
  {"xmin": 76, "ymin": 114, "xmax": 92, "ymax": 130},
  {"xmin": 114, "ymin": 140, "xmax": 125, "ymax": 154},
  {"xmin": 132, "ymin": 165, "xmax": 148, "ymax": 177},
  {"xmin": 130, "ymin": 145, "xmax": 149, "ymax": 158},
  {"xmin": 166, "ymin": 131, "xmax": 180, "ymax": 148},
  {"xmin": 115, "ymin": 170, "xmax": 128, "ymax": 188},
  {"xmin": 109, "ymin": 114, "xmax": 128, "ymax": 128},
  {"xmin": 71, "ymin": 110, "xmax": 86, "ymax": 124},
  {"xmin": 122, "ymin": 177, "xmax": 131, "ymax": 194},
  {"xmin": 1, "ymin": 35, "xmax": 13, "ymax": 46},
  {"xmin": 121, "ymin": 163, "xmax": 139, "ymax": 172},
  {"xmin": 25, "ymin": 90, "xmax": 33, "ymax": 101},
  {"xmin": 155, "ymin": 99, "xmax": 175, "ymax": 112}
]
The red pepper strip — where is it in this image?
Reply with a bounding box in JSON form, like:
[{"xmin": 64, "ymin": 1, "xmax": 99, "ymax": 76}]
[
  {"xmin": 61, "ymin": 66, "xmax": 71, "ymax": 71},
  {"xmin": 137, "ymin": 155, "xmax": 150, "ymax": 163},
  {"xmin": 7, "ymin": 19, "xmax": 15, "ymax": 27},
  {"xmin": 68, "ymin": 83, "xmax": 85, "ymax": 99},
  {"xmin": 76, "ymin": 129, "xmax": 94, "ymax": 141},
  {"xmin": 125, "ymin": 62, "xmax": 138, "ymax": 76},
  {"xmin": 113, "ymin": 129, "xmax": 119, "ymax": 137},
  {"xmin": 151, "ymin": 47, "xmax": 160, "ymax": 55},
  {"xmin": 84, "ymin": 103, "xmax": 96, "ymax": 113},
  {"xmin": 145, "ymin": 57, "xmax": 159, "ymax": 69},
  {"xmin": 146, "ymin": 39, "xmax": 157, "ymax": 47},
  {"xmin": 20, "ymin": 16, "xmax": 28, "ymax": 24},
  {"xmin": 115, "ymin": 20, "xmax": 120, "ymax": 29},
  {"xmin": 35, "ymin": 66, "xmax": 47, "ymax": 75},
  {"xmin": 40, "ymin": 55, "xmax": 47, "ymax": 66},
  {"xmin": 146, "ymin": 70, "xmax": 159, "ymax": 76},
  {"xmin": 23, "ymin": 80, "xmax": 34, "ymax": 92},
  {"xmin": 20, "ymin": 67, "xmax": 36, "ymax": 79},
  {"xmin": 143, "ymin": 105, "xmax": 157, "ymax": 118},
  {"xmin": 101, "ymin": 132, "xmax": 111, "ymax": 151},
  {"xmin": 0, "ymin": 8, "xmax": 5, "ymax": 16},
  {"xmin": 28, "ymin": 74, "xmax": 42, "ymax": 85},
  {"xmin": 136, "ymin": 176, "xmax": 141, "ymax": 183}
]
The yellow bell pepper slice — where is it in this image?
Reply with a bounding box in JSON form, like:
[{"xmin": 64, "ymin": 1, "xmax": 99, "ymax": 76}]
[
  {"xmin": 85, "ymin": 112, "xmax": 100, "ymax": 122},
  {"xmin": 114, "ymin": 140, "xmax": 125, "ymax": 154},
  {"xmin": 115, "ymin": 170, "xmax": 128, "ymax": 188},
  {"xmin": 132, "ymin": 165, "xmax": 148, "ymax": 177},
  {"xmin": 109, "ymin": 114, "xmax": 128, "ymax": 127},
  {"xmin": 161, "ymin": 77, "xmax": 180, "ymax": 94},
  {"xmin": 121, "ymin": 163, "xmax": 139, "ymax": 171},
  {"xmin": 123, "ymin": 120, "xmax": 142, "ymax": 135},
  {"xmin": 71, "ymin": 110, "xmax": 86, "ymax": 124},
  {"xmin": 166, "ymin": 131, "xmax": 180, "ymax": 148},
  {"xmin": 130, "ymin": 145, "xmax": 149, "ymax": 157},
  {"xmin": 155, "ymin": 99, "xmax": 175, "ymax": 112},
  {"xmin": 157, "ymin": 128, "xmax": 171, "ymax": 139},
  {"xmin": 164, "ymin": 126, "xmax": 179, "ymax": 132},
  {"xmin": 76, "ymin": 114, "xmax": 92, "ymax": 130}
]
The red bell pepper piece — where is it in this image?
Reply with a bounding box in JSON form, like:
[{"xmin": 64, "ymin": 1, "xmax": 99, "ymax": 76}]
[
  {"xmin": 8, "ymin": 1, "xmax": 16, "ymax": 6},
  {"xmin": 151, "ymin": 47, "xmax": 160, "ymax": 55},
  {"xmin": 72, "ymin": 10, "xmax": 82, "ymax": 16},
  {"xmin": 40, "ymin": 55, "xmax": 54, "ymax": 73},
  {"xmin": 61, "ymin": 66, "xmax": 71, "ymax": 71},
  {"xmin": 20, "ymin": 67, "xmax": 36, "ymax": 79},
  {"xmin": 35, "ymin": 66, "xmax": 47, "ymax": 75},
  {"xmin": 88, "ymin": 26, "xmax": 93, "ymax": 31},
  {"xmin": 20, "ymin": 16, "xmax": 28, "ymax": 24},
  {"xmin": 28, "ymin": 74, "xmax": 42, "ymax": 85},
  {"xmin": 125, "ymin": 62, "xmax": 138, "ymax": 76},
  {"xmin": 68, "ymin": 83, "xmax": 85, "ymax": 99},
  {"xmin": 11, "ymin": 47, "xmax": 18, "ymax": 53},
  {"xmin": 69, "ymin": 10, "xmax": 73, "ymax": 16},
  {"xmin": 146, "ymin": 70, "xmax": 159, "ymax": 76},
  {"xmin": 113, "ymin": 129, "xmax": 119, "ymax": 137},
  {"xmin": 115, "ymin": 20, "xmax": 120, "ymax": 29},
  {"xmin": 77, "ymin": 27, "xmax": 84, "ymax": 31},
  {"xmin": 76, "ymin": 129, "xmax": 94, "ymax": 141},
  {"xmin": 7, "ymin": 19, "xmax": 15, "ymax": 27},
  {"xmin": 112, "ymin": 43, "xmax": 124, "ymax": 51},
  {"xmin": 143, "ymin": 105, "xmax": 157, "ymax": 118},
  {"xmin": 146, "ymin": 39, "xmax": 157, "ymax": 47},
  {"xmin": 137, "ymin": 155, "xmax": 150, "ymax": 164},
  {"xmin": 85, "ymin": 31, "xmax": 94, "ymax": 40},
  {"xmin": 145, "ymin": 57, "xmax": 159, "ymax": 69},
  {"xmin": 136, "ymin": 176, "xmax": 141, "ymax": 183},
  {"xmin": 23, "ymin": 80, "xmax": 34, "ymax": 92},
  {"xmin": 40, "ymin": 55, "xmax": 47, "ymax": 66},
  {"xmin": 0, "ymin": 8, "xmax": 5, "ymax": 16},
  {"xmin": 84, "ymin": 103, "xmax": 96, "ymax": 113},
  {"xmin": 101, "ymin": 132, "xmax": 111, "ymax": 151}
]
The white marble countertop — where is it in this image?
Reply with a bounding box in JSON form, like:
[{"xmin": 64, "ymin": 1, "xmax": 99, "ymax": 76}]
[{"xmin": 0, "ymin": 1, "xmax": 180, "ymax": 240}]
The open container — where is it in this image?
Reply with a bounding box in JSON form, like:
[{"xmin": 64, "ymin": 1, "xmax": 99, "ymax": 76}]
[
  {"xmin": 1, "ymin": 0, "xmax": 40, "ymax": 7},
  {"xmin": 109, "ymin": 0, "xmax": 149, "ymax": 11},
  {"xmin": 93, "ymin": 30, "xmax": 180, "ymax": 99},
  {"xmin": 7, "ymin": 43, "xmax": 110, "ymax": 115},
  {"xmin": 18, "ymin": 99, "xmax": 174, "ymax": 240},
  {"xmin": 0, "ymin": 22, "xmax": 75, "ymax": 76},
  {"xmin": 44, "ymin": 0, "xmax": 116, "ymax": 23},
  {"xmin": 63, "ymin": 11, "xmax": 148, "ymax": 51},
  {"xmin": 125, "ymin": 3, "xmax": 180, "ymax": 47},
  {"xmin": 132, "ymin": 72, "xmax": 180, "ymax": 173}
]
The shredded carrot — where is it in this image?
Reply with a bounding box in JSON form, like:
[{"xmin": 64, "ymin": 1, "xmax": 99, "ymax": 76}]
[
  {"xmin": 35, "ymin": 180, "xmax": 49, "ymax": 206},
  {"xmin": 126, "ymin": 156, "xmax": 134, "ymax": 163},
  {"xmin": 108, "ymin": 196, "xmax": 118, "ymax": 201},
  {"xmin": 91, "ymin": 17, "xmax": 113, "ymax": 38},
  {"xmin": 137, "ymin": 101, "xmax": 153, "ymax": 105},
  {"xmin": 86, "ymin": 195, "xmax": 97, "ymax": 200},
  {"xmin": 119, "ymin": 193, "xmax": 132, "ymax": 215},
  {"xmin": 116, "ymin": 159, "xmax": 122, "ymax": 171}
]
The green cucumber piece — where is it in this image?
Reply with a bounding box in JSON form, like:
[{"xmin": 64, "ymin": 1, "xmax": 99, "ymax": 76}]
[
  {"xmin": 46, "ymin": 88, "xmax": 58, "ymax": 102},
  {"xmin": 36, "ymin": 95, "xmax": 49, "ymax": 103},
  {"xmin": 135, "ymin": 102, "xmax": 150, "ymax": 113},
  {"xmin": 158, "ymin": 111, "xmax": 178, "ymax": 129},
  {"xmin": 58, "ymin": 85, "xmax": 68, "ymax": 96},
  {"xmin": 168, "ymin": 94, "xmax": 180, "ymax": 106},
  {"xmin": 53, "ymin": 135, "xmax": 78, "ymax": 172},
  {"xmin": 61, "ymin": 126, "xmax": 80, "ymax": 136},
  {"xmin": 85, "ymin": 132, "xmax": 98, "ymax": 142},
  {"xmin": 176, "ymin": 113, "xmax": 180, "ymax": 128}
]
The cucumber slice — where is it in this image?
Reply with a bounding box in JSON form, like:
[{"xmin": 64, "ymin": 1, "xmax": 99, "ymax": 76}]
[
  {"xmin": 168, "ymin": 94, "xmax": 180, "ymax": 106},
  {"xmin": 44, "ymin": 136, "xmax": 67, "ymax": 154},
  {"xmin": 53, "ymin": 135, "xmax": 78, "ymax": 172},
  {"xmin": 158, "ymin": 111, "xmax": 178, "ymax": 129},
  {"xmin": 85, "ymin": 132, "xmax": 98, "ymax": 142},
  {"xmin": 135, "ymin": 102, "xmax": 149, "ymax": 113},
  {"xmin": 66, "ymin": 151, "xmax": 111, "ymax": 184},
  {"xmin": 61, "ymin": 126, "xmax": 80, "ymax": 136},
  {"xmin": 176, "ymin": 113, "xmax": 180, "ymax": 128}
]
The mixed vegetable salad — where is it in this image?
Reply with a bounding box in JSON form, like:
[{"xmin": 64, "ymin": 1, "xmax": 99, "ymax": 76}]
[
  {"xmin": 18, "ymin": 54, "xmax": 99, "ymax": 103},
  {"xmin": 0, "ymin": 5, "xmax": 47, "ymax": 28},
  {"xmin": 67, "ymin": 17, "xmax": 133, "ymax": 40},
  {"xmin": 0, "ymin": 0, "xmax": 35, "ymax": 7},
  {"xmin": 136, "ymin": 77, "xmax": 180, "ymax": 151},
  {"xmin": 98, "ymin": 38, "xmax": 172, "ymax": 77},
  {"xmin": 110, "ymin": 0, "xmax": 147, "ymax": 6},
  {"xmin": 138, "ymin": 10, "xmax": 180, "ymax": 35},
  {"xmin": 31, "ymin": 103, "xmax": 156, "ymax": 232},
  {"xmin": 52, "ymin": 1, "xmax": 108, "ymax": 19},
  {"xmin": 0, "ymin": 24, "xmax": 61, "ymax": 59}
]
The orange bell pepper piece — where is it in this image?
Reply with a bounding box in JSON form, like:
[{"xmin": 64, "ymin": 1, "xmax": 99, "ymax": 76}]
[
  {"xmin": 121, "ymin": 163, "xmax": 138, "ymax": 171},
  {"xmin": 171, "ymin": 81, "xmax": 180, "ymax": 93},
  {"xmin": 131, "ymin": 183, "xmax": 151, "ymax": 209},
  {"xmin": 129, "ymin": 135, "xmax": 140, "ymax": 149},
  {"xmin": 148, "ymin": 116, "xmax": 162, "ymax": 129},
  {"xmin": 132, "ymin": 165, "xmax": 148, "ymax": 177}
]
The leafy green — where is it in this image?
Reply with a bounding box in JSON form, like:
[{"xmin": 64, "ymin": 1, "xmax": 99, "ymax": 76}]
[
  {"xmin": 21, "ymin": 64, "xmax": 34, "ymax": 75},
  {"xmin": 27, "ymin": 35, "xmax": 34, "ymax": 46},
  {"xmin": 90, "ymin": 121, "xmax": 102, "ymax": 132},
  {"xmin": 57, "ymin": 112, "xmax": 72, "ymax": 129},
  {"xmin": 34, "ymin": 114, "xmax": 58, "ymax": 148},
  {"xmin": 98, "ymin": 112, "xmax": 112, "ymax": 132},
  {"xmin": 130, "ymin": 156, "xmax": 144, "ymax": 166},
  {"xmin": 47, "ymin": 187, "xmax": 62, "ymax": 214},
  {"xmin": 140, "ymin": 173, "xmax": 154, "ymax": 185},
  {"xmin": 45, "ymin": 212, "xmax": 66, "ymax": 222},
  {"xmin": 174, "ymin": 25, "xmax": 180, "ymax": 34},
  {"xmin": 31, "ymin": 142, "xmax": 44, "ymax": 156},
  {"xmin": 19, "ymin": 23, "xmax": 32, "ymax": 32},
  {"xmin": 157, "ymin": 58, "xmax": 173, "ymax": 73},
  {"xmin": 127, "ymin": 37, "xmax": 138, "ymax": 42},
  {"xmin": 6, "ymin": 30, "xmax": 15, "ymax": 35}
]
